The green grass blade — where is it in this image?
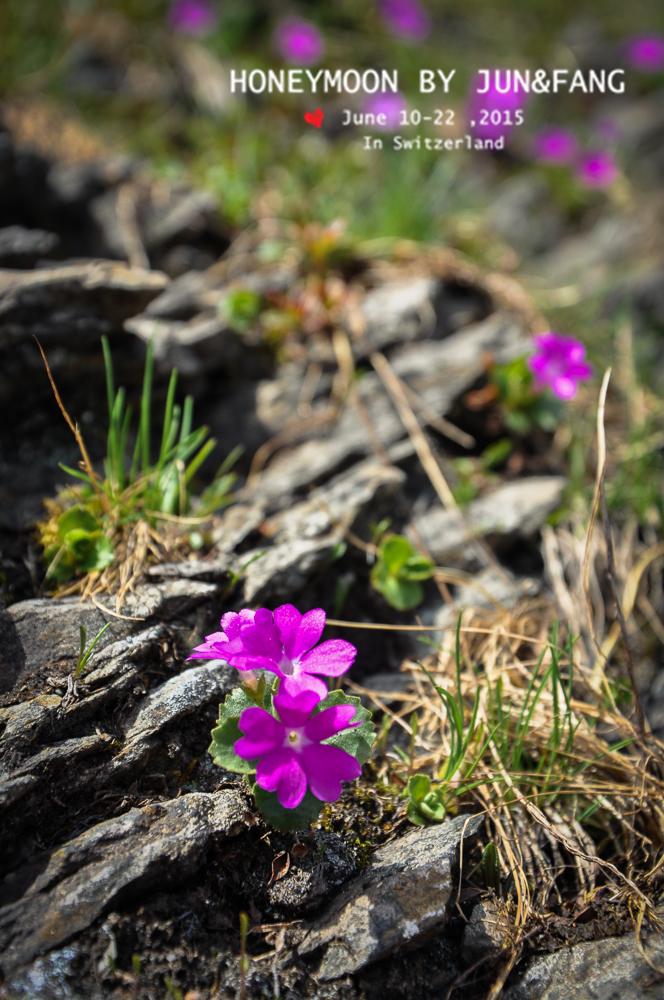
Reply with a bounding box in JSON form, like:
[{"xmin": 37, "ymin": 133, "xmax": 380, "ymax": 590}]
[
  {"xmin": 140, "ymin": 339, "xmax": 154, "ymax": 476},
  {"xmin": 184, "ymin": 438, "xmax": 216, "ymax": 484},
  {"xmin": 101, "ymin": 335, "xmax": 114, "ymax": 423},
  {"xmin": 158, "ymin": 368, "xmax": 178, "ymax": 470},
  {"xmin": 180, "ymin": 395, "xmax": 193, "ymax": 443}
]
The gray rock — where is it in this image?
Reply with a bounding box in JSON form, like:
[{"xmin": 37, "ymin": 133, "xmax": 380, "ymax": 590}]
[
  {"xmin": 532, "ymin": 213, "xmax": 647, "ymax": 290},
  {"xmin": 239, "ymin": 460, "xmax": 404, "ymax": 604},
  {"xmin": 267, "ymin": 832, "xmax": 359, "ymax": 913},
  {"xmin": 0, "ymin": 225, "xmax": 59, "ymax": 268},
  {"xmin": 0, "ymin": 605, "xmax": 25, "ymax": 693},
  {"xmin": 6, "ymin": 599, "xmax": 125, "ymax": 683},
  {"xmin": 503, "ymin": 922, "xmax": 664, "ymax": 999},
  {"xmin": 0, "ymin": 790, "xmax": 250, "ymax": 973},
  {"xmin": 360, "ymin": 277, "xmax": 491, "ymax": 352},
  {"xmin": 297, "ymin": 813, "xmax": 482, "ymax": 980},
  {"xmin": 461, "ymin": 899, "xmax": 507, "ymax": 965},
  {"xmin": 412, "ymin": 477, "xmax": 566, "ymax": 564},
  {"xmin": 253, "ymin": 312, "xmax": 528, "ymax": 506},
  {"xmin": 0, "ymin": 260, "xmax": 168, "ymax": 346},
  {"xmin": 121, "ymin": 660, "xmax": 235, "ymax": 744},
  {"xmin": 4, "ymin": 581, "xmax": 215, "ymax": 688}
]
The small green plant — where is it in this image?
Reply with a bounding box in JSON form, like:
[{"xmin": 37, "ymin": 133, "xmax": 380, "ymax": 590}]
[
  {"xmin": 220, "ymin": 287, "xmax": 263, "ymax": 333},
  {"xmin": 451, "ymin": 438, "xmax": 513, "ymax": 506},
  {"xmin": 38, "ymin": 337, "xmax": 240, "ymax": 585},
  {"xmin": 75, "ymin": 621, "xmax": 112, "ymax": 677},
  {"xmin": 482, "ymin": 842, "xmax": 501, "ymax": 891},
  {"xmin": 370, "ymin": 534, "xmax": 435, "ymax": 611},
  {"xmin": 405, "ymin": 773, "xmax": 446, "ymax": 825},
  {"xmin": 44, "ymin": 506, "xmax": 115, "ymax": 582},
  {"xmin": 490, "ymin": 356, "xmax": 564, "ymax": 434}
]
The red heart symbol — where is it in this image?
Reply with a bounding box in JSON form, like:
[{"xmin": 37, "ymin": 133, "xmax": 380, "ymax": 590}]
[{"xmin": 304, "ymin": 108, "xmax": 324, "ymax": 128}]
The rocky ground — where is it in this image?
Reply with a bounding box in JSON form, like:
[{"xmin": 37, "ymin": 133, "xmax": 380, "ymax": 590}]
[{"xmin": 2, "ymin": 98, "xmax": 664, "ymax": 1000}]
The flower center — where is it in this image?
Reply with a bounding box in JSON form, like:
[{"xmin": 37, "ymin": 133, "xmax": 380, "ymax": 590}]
[
  {"xmin": 277, "ymin": 653, "xmax": 297, "ymax": 676},
  {"xmin": 288, "ymin": 731, "xmax": 299, "ymax": 744}
]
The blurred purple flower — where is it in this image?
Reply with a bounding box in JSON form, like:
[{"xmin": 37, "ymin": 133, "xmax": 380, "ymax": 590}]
[
  {"xmin": 532, "ymin": 127, "xmax": 577, "ymax": 164},
  {"xmin": 466, "ymin": 71, "xmax": 528, "ymax": 143},
  {"xmin": 235, "ymin": 688, "xmax": 362, "ymax": 809},
  {"xmin": 380, "ymin": 0, "xmax": 431, "ymax": 42},
  {"xmin": 169, "ymin": 0, "xmax": 217, "ymax": 36},
  {"xmin": 363, "ymin": 92, "xmax": 406, "ymax": 130},
  {"xmin": 575, "ymin": 150, "xmax": 618, "ymax": 188},
  {"xmin": 625, "ymin": 34, "xmax": 664, "ymax": 72},
  {"xmin": 274, "ymin": 19, "xmax": 324, "ymax": 65},
  {"xmin": 528, "ymin": 333, "xmax": 593, "ymax": 400},
  {"xmin": 189, "ymin": 604, "xmax": 356, "ymax": 699}
]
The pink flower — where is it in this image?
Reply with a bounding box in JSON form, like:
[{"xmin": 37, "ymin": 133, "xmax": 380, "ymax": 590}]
[
  {"xmin": 532, "ymin": 127, "xmax": 577, "ymax": 164},
  {"xmin": 466, "ymin": 71, "xmax": 528, "ymax": 143},
  {"xmin": 189, "ymin": 604, "xmax": 357, "ymax": 699},
  {"xmin": 169, "ymin": 0, "xmax": 217, "ymax": 36},
  {"xmin": 363, "ymin": 92, "xmax": 406, "ymax": 130},
  {"xmin": 380, "ymin": 0, "xmax": 431, "ymax": 42},
  {"xmin": 273, "ymin": 19, "xmax": 324, "ymax": 65},
  {"xmin": 575, "ymin": 150, "xmax": 618, "ymax": 189},
  {"xmin": 625, "ymin": 34, "xmax": 664, "ymax": 73},
  {"xmin": 235, "ymin": 688, "xmax": 362, "ymax": 808},
  {"xmin": 528, "ymin": 333, "xmax": 593, "ymax": 400}
]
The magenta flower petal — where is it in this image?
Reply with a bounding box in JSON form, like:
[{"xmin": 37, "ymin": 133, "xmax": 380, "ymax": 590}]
[
  {"xmin": 302, "ymin": 744, "xmax": 362, "ymax": 802},
  {"xmin": 363, "ymin": 92, "xmax": 407, "ymax": 131},
  {"xmin": 532, "ymin": 127, "xmax": 577, "ymax": 164},
  {"xmin": 527, "ymin": 332, "xmax": 593, "ymax": 400},
  {"xmin": 575, "ymin": 150, "xmax": 618, "ymax": 189},
  {"xmin": 380, "ymin": 0, "xmax": 431, "ymax": 42},
  {"xmin": 273, "ymin": 19, "xmax": 324, "ymax": 65},
  {"xmin": 220, "ymin": 609, "xmax": 256, "ymax": 640},
  {"xmin": 274, "ymin": 605, "xmax": 326, "ymax": 660},
  {"xmin": 625, "ymin": 34, "xmax": 664, "ymax": 73},
  {"xmin": 280, "ymin": 673, "xmax": 329, "ymax": 700},
  {"xmin": 235, "ymin": 706, "xmax": 284, "ymax": 760},
  {"xmin": 273, "ymin": 689, "xmax": 321, "ymax": 728},
  {"xmin": 300, "ymin": 639, "xmax": 357, "ymax": 676},
  {"xmin": 169, "ymin": 0, "xmax": 217, "ymax": 36},
  {"xmin": 304, "ymin": 705, "xmax": 359, "ymax": 742},
  {"xmin": 187, "ymin": 630, "xmax": 227, "ymax": 659},
  {"xmin": 256, "ymin": 748, "xmax": 307, "ymax": 808}
]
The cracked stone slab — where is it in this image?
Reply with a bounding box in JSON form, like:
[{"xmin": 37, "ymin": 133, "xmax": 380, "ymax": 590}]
[
  {"xmin": 252, "ymin": 313, "xmax": 527, "ymax": 507},
  {"xmin": 0, "ymin": 260, "xmax": 168, "ymax": 347},
  {"xmin": 412, "ymin": 476, "xmax": 566, "ymax": 564},
  {"xmin": 0, "ymin": 790, "xmax": 250, "ymax": 974},
  {"xmin": 122, "ymin": 660, "xmax": 235, "ymax": 744},
  {"xmin": 6, "ymin": 580, "xmax": 217, "ymax": 686},
  {"xmin": 297, "ymin": 813, "xmax": 482, "ymax": 980},
  {"xmin": 360, "ymin": 276, "xmax": 491, "ymax": 352},
  {"xmin": 238, "ymin": 460, "xmax": 404, "ymax": 604},
  {"xmin": 502, "ymin": 921, "xmax": 664, "ymax": 999}
]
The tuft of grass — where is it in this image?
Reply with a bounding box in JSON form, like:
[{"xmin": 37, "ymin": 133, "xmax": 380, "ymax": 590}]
[{"xmin": 36, "ymin": 337, "xmax": 240, "ymax": 602}]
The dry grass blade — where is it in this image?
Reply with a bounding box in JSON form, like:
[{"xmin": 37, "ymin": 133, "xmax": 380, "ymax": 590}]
[{"xmin": 34, "ymin": 337, "xmax": 109, "ymax": 511}]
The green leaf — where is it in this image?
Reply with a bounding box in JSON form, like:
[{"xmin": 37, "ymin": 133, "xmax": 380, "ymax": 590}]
[
  {"xmin": 399, "ymin": 553, "xmax": 435, "ymax": 581},
  {"xmin": 420, "ymin": 791, "xmax": 446, "ymax": 821},
  {"xmin": 253, "ymin": 783, "xmax": 324, "ymax": 831},
  {"xmin": 406, "ymin": 800, "xmax": 426, "ymax": 826},
  {"xmin": 379, "ymin": 573, "xmax": 424, "ymax": 611},
  {"xmin": 217, "ymin": 686, "xmax": 264, "ymax": 724},
  {"xmin": 380, "ymin": 535, "xmax": 413, "ymax": 573},
  {"xmin": 315, "ymin": 690, "xmax": 375, "ymax": 764},
  {"xmin": 208, "ymin": 717, "xmax": 256, "ymax": 773},
  {"xmin": 77, "ymin": 534, "xmax": 115, "ymax": 573},
  {"xmin": 57, "ymin": 506, "xmax": 99, "ymax": 539},
  {"xmin": 407, "ymin": 773, "xmax": 430, "ymax": 803}
]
